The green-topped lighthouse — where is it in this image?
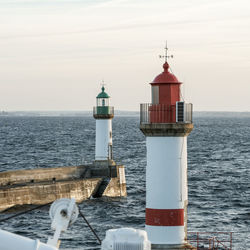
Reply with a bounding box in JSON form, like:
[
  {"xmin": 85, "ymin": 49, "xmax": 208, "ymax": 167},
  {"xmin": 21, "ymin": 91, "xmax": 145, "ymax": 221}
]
[{"xmin": 93, "ymin": 86, "xmax": 114, "ymax": 160}]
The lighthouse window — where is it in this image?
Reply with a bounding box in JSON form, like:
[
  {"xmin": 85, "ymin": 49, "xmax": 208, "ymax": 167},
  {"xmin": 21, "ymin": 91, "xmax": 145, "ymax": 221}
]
[
  {"xmin": 97, "ymin": 98, "xmax": 110, "ymax": 106},
  {"xmin": 97, "ymin": 98, "xmax": 108, "ymax": 106},
  {"xmin": 151, "ymin": 86, "xmax": 159, "ymax": 104}
]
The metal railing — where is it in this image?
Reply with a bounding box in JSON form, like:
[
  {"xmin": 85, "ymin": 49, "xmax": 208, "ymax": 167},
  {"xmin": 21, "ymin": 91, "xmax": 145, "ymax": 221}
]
[
  {"xmin": 187, "ymin": 232, "xmax": 233, "ymax": 250},
  {"xmin": 93, "ymin": 106, "xmax": 114, "ymax": 116},
  {"xmin": 140, "ymin": 103, "xmax": 193, "ymax": 124}
]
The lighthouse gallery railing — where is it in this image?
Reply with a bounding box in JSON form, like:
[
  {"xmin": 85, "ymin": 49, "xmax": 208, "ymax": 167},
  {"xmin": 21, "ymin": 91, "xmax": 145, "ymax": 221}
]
[
  {"xmin": 140, "ymin": 103, "xmax": 193, "ymax": 124},
  {"xmin": 93, "ymin": 106, "xmax": 114, "ymax": 116}
]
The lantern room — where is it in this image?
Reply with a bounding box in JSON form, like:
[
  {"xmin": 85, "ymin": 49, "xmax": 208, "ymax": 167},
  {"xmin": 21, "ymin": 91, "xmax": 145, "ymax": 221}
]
[
  {"xmin": 96, "ymin": 86, "xmax": 110, "ymax": 116},
  {"xmin": 150, "ymin": 62, "xmax": 181, "ymax": 106},
  {"xmin": 96, "ymin": 86, "xmax": 110, "ymax": 107},
  {"xmin": 94, "ymin": 86, "xmax": 114, "ymax": 118},
  {"xmin": 140, "ymin": 60, "xmax": 193, "ymax": 124}
]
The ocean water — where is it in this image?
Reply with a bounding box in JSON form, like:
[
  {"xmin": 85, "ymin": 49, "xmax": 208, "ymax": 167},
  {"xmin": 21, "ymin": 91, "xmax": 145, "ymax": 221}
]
[{"xmin": 0, "ymin": 113, "xmax": 249, "ymax": 249}]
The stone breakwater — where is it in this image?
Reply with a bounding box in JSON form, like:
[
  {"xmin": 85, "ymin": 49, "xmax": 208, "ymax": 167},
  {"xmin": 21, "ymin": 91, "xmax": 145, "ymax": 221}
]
[{"xmin": 0, "ymin": 161, "xmax": 126, "ymax": 212}]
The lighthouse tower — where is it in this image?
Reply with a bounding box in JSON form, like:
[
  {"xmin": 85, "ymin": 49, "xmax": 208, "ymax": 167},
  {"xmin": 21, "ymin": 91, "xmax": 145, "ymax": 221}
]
[
  {"xmin": 93, "ymin": 86, "xmax": 114, "ymax": 161},
  {"xmin": 140, "ymin": 48, "xmax": 193, "ymax": 249}
]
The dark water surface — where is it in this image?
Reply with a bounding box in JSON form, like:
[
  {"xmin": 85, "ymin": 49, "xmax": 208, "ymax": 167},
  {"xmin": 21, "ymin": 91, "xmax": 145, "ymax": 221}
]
[{"xmin": 0, "ymin": 114, "xmax": 249, "ymax": 249}]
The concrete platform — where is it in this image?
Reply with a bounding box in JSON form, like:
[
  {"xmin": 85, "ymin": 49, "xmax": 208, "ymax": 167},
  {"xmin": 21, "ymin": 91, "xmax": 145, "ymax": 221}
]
[
  {"xmin": 0, "ymin": 160, "xmax": 126, "ymax": 212},
  {"xmin": 151, "ymin": 243, "xmax": 196, "ymax": 250}
]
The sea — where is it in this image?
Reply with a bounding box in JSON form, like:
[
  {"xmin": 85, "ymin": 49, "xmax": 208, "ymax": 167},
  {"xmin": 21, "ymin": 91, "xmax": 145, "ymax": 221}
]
[{"xmin": 0, "ymin": 112, "xmax": 249, "ymax": 249}]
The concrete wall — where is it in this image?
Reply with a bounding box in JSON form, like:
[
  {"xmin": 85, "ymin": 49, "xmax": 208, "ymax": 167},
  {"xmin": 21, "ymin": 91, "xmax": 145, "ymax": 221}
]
[
  {"xmin": 0, "ymin": 163, "xmax": 126, "ymax": 212},
  {"xmin": 0, "ymin": 178, "xmax": 102, "ymax": 212},
  {"xmin": 0, "ymin": 166, "xmax": 90, "ymax": 186}
]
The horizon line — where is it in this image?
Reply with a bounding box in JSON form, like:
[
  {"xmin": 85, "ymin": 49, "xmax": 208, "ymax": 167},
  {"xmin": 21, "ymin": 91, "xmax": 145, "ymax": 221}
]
[{"xmin": 1, "ymin": 110, "xmax": 250, "ymax": 113}]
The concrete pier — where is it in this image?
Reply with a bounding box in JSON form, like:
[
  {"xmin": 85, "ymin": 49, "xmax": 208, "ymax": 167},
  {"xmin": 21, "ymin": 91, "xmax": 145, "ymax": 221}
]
[
  {"xmin": 151, "ymin": 244, "xmax": 196, "ymax": 249},
  {"xmin": 0, "ymin": 161, "xmax": 126, "ymax": 212}
]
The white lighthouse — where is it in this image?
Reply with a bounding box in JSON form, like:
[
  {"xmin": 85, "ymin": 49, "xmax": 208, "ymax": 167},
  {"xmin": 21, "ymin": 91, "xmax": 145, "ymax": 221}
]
[
  {"xmin": 93, "ymin": 86, "xmax": 114, "ymax": 161},
  {"xmin": 140, "ymin": 51, "xmax": 193, "ymax": 249}
]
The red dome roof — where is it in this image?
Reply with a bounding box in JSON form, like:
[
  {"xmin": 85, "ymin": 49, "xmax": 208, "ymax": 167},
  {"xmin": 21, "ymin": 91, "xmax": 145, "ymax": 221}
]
[{"xmin": 151, "ymin": 62, "xmax": 181, "ymax": 85}]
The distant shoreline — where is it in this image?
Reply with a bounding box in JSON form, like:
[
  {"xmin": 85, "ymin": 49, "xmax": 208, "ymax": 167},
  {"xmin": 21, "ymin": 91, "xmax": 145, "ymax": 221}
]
[{"xmin": 1, "ymin": 110, "xmax": 250, "ymax": 117}]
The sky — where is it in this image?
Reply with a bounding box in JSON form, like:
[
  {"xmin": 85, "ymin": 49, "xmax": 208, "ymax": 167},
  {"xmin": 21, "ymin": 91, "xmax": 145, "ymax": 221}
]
[{"xmin": 0, "ymin": 0, "xmax": 250, "ymax": 112}]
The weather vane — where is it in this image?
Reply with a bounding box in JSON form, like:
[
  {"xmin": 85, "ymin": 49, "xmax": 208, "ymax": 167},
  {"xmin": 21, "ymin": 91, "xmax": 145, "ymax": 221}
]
[
  {"xmin": 101, "ymin": 80, "xmax": 106, "ymax": 89},
  {"xmin": 159, "ymin": 41, "xmax": 173, "ymax": 62}
]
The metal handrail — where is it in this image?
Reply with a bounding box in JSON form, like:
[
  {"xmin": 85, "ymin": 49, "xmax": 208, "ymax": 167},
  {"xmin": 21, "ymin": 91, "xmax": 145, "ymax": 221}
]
[
  {"xmin": 140, "ymin": 103, "xmax": 193, "ymax": 124},
  {"xmin": 213, "ymin": 237, "xmax": 230, "ymax": 249},
  {"xmin": 93, "ymin": 106, "xmax": 114, "ymax": 116},
  {"xmin": 187, "ymin": 232, "xmax": 233, "ymax": 250}
]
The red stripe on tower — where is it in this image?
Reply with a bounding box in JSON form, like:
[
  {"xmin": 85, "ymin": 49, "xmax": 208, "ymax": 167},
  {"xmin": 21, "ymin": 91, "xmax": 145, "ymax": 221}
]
[{"xmin": 146, "ymin": 208, "xmax": 184, "ymax": 226}]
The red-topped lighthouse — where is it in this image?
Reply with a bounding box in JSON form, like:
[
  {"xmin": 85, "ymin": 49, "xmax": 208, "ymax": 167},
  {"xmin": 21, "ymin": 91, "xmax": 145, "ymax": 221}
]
[{"xmin": 140, "ymin": 46, "xmax": 194, "ymax": 249}]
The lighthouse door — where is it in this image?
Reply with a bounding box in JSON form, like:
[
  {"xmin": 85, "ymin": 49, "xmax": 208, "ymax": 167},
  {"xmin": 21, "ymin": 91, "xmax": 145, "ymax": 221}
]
[{"xmin": 151, "ymin": 86, "xmax": 159, "ymax": 104}]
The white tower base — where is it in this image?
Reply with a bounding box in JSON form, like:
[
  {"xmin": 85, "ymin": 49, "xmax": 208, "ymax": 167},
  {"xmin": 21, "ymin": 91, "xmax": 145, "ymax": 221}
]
[
  {"xmin": 146, "ymin": 136, "xmax": 188, "ymax": 245},
  {"xmin": 95, "ymin": 119, "xmax": 112, "ymax": 161}
]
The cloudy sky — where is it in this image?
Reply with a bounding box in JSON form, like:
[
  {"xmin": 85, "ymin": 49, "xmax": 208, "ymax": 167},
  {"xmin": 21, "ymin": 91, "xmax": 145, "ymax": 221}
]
[{"xmin": 0, "ymin": 0, "xmax": 249, "ymax": 111}]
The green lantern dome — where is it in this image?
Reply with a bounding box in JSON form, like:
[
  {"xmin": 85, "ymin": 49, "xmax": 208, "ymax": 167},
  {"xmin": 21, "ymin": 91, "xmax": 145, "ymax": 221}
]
[
  {"xmin": 97, "ymin": 86, "xmax": 110, "ymax": 99},
  {"xmin": 94, "ymin": 85, "xmax": 114, "ymax": 119}
]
